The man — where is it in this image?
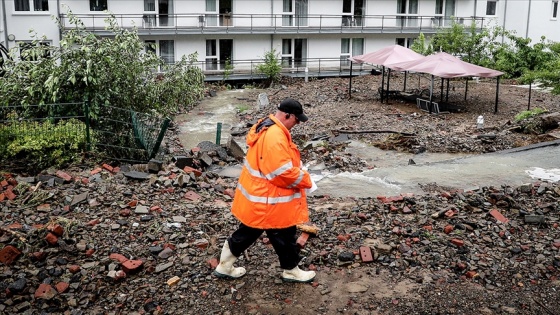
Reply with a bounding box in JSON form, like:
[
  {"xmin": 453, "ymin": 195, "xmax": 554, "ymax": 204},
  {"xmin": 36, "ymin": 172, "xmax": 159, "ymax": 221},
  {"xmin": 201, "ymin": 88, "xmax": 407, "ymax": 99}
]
[{"xmin": 214, "ymin": 98, "xmax": 316, "ymax": 283}]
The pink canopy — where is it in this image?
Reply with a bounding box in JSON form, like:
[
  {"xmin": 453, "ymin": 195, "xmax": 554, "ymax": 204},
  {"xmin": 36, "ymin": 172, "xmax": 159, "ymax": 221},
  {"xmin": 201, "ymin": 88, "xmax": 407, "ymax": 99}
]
[
  {"xmin": 388, "ymin": 52, "xmax": 503, "ymax": 78},
  {"xmin": 349, "ymin": 44, "xmax": 424, "ymax": 66}
]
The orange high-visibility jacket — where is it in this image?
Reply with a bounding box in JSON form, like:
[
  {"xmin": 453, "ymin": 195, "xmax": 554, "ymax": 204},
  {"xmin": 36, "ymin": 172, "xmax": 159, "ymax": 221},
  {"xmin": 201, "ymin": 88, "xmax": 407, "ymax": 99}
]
[{"xmin": 231, "ymin": 114, "xmax": 312, "ymax": 229}]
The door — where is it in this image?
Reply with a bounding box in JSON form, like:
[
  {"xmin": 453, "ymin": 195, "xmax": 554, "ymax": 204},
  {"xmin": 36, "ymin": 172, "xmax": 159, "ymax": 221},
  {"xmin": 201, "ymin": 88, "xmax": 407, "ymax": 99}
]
[
  {"xmin": 143, "ymin": 0, "xmax": 174, "ymax": 27},
  {"xmin": 342, "ymin": 0, "xmax": 364, "ymax": 26},
  {"xmin": 205, "ymin": 39, "xmax": 233, "ymax": 70},
  {"xmin": 283, "ymin": 0, "xmax": 308, "ymax": 26},
  {"xmin": 282, "ymin": 38, "xmax": 307, "ymax": 68}
]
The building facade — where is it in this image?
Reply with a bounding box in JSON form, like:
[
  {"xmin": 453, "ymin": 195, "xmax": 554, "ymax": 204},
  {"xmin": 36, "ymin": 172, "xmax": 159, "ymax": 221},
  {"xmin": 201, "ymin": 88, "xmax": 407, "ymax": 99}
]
[{"xmin": 1, "ymin": 0, "xmax": 558, "ymax": 74}]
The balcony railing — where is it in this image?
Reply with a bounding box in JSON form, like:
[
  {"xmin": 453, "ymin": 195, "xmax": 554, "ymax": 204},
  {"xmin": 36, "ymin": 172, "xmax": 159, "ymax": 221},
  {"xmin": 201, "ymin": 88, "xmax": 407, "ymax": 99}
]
[
  {"xmin": 188, "ymin": 57, "xmax": 376, "ymax": 81},
  {"xmin": 59, "ymin": 13, "xmax": 485, "ymax": 34}
]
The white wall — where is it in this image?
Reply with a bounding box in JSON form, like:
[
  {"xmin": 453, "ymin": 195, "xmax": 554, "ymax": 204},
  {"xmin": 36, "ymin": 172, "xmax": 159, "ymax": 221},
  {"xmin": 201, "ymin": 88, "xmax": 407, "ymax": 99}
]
[{"xmin": 4, "ymin": 0, "xmax": 59, "ymax": 50}]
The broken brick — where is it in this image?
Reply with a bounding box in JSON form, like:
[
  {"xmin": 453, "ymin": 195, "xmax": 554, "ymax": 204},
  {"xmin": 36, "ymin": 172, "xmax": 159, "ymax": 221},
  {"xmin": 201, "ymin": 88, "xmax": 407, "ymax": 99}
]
[
  {"xmin": 465, "ymin": 271, "xmax": 478, "ymax": 279},
  {"xmin": 90, "ymin": 167, "xmax": 102, "ymax": 175},
  {"xmin": 167, "ymin": 276, "xmax": 180, "ymax": 286},
  {"xmin": 55, "ymin": 170, "xmax": 72, "ymax": 182},
  {"xmin": 102, "ymin": 164, "xmax": 114, "ymax": 172},
  {"xmin": 47, "ymin": 224, "xmax": 64, "ymax": 237},
  {"xmin": 296, "ymin": 232, "xmax": 310, "ymax": 248},
  {"xmin": 85, "ymin": 249, "xmax": 95, "ymax": 257},
  {"xmin": 444, "ymin": 225, "xmax": 454, "ymax": 234},
  {"xmin": 122, "ymin": 260, "xmax": 143, "ymax": 274},
  {"xmin": 183, "ymin": 166, "xmax": 202, "ymax": 177},
  {"xmin": 45, "ymin": 233, "xmax": 58, "ymax": 245},
  {"xmin": 184, "ymin": 191, "xmax": 201, "ymax": 202},
  {"xmin": 55, "ymin": 282, "xmax": 69, "ymax": 293},
  {"xmin": 4, "ymin": 189, "xmax": 16, "ymax": 200},
  {"xmin": 31, "ymin": 251, "xmax": 47, "ymax": 262},
  {"xmin": 35, "ymin": 283, "xmax": 57, "ymax": 300},
  {"xmin": 109, "ymin": 253, "xmax": 128, "ymax": 263},
  {"xmin": 0, "ymin": 245, "xmax": 22, "ymax": 265},
  {"xmin": 336, "ymin": 234, "xmax": 351, "ymax": 242},
  {"xmin": 489, "ymin": 209, "xmax": 509, "ymax": 223},
  {"xmin": 68, "ymin": 265, "xmax": 81, "ymax": 274},
  {"xmin": 207, "ymin": 257, "xmax": 219, "ymax": 269},
  {"xmin": 451, "ymin": 239, "xmax": 464, "ymax": 247},
  {"xmin": 359, "ymin": 246, "xmax": 374, "ymax": 263}
]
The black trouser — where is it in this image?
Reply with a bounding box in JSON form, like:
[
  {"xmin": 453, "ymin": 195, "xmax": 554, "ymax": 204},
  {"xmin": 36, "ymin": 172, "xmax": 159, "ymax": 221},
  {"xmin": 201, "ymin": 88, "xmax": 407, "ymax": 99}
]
[{"xmin": 227, "ymin": 223, "xmax": 300, "ymax": 270}]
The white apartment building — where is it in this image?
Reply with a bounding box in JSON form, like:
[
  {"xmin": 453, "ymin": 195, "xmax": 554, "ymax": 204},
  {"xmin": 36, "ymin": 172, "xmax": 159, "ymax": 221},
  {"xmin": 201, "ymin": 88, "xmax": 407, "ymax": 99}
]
[{"xmin": 0, "ymin": 0, "xmax": 558, "ymax": 75}]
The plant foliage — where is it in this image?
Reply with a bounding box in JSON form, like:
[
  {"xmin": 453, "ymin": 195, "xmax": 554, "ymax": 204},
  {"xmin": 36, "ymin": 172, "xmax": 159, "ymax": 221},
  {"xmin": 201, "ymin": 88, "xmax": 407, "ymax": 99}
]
[{"xmin": 256, "ymin": 49, "xmax": 282, "ymax": 86}]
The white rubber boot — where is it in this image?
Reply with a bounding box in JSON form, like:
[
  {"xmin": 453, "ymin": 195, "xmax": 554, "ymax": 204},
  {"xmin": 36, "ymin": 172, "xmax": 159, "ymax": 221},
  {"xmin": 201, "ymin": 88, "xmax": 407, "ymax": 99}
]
[
  {"xmin": 214, "ymin": 240, "xmax": 246, "ymax": 279},
  {"xmin": 281, "ymin": 266, "xmax": 316, "ymax": 283}
]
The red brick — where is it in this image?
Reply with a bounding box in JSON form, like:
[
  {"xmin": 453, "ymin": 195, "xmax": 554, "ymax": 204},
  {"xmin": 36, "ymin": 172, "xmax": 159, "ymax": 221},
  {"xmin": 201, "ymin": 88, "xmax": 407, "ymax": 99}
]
[
  {"xmin": 440, "ymin": 191, "xmax": 452, "ymax": 199},
  {"xmin": 102, "ymin": 164, "xmax": 114, "ymax": 172},
  {"xmin": 296, "ymin": 232, "xmax": 310, "ymax": 248},
  {"xmin": 150, "ymin": 205, "xmax": 162, "ymax": 212},
  {"xmin": 207, "ymin": 257, "xmax": 219, "ymax": 269},
  {"xmin": 128, "ymin": 200, "xmax": 138, "ymax": 207},
  {"xmin": 4, "ymin": 189, "xmax": 16, "ymax": 200},
  {"xmin": 35, "ymin": 283, "xmax": 57, "ymax": 300},
  {"xmin": 122, "ymin": 260, "xmax": 143, "ymax": 274},
  {"xmin": 465, "ymin": 271, "xmax": 478, "ymax": 279},
  {"xmin": 184, "ymin": 191, "xmax": 201, "ymax": 202},
  {"xmin": 553, "ymin": 242, "xmax": 560, "ymax": 249},
  {"xmin": 47, "ymin": 224, "xmax": 64, "ymax": 237},
  {"xmin": 120, "ymin": 209, "xmax": 131, "ymax": 216},
  {"xmin": 337, "ymin": 234, "xmax": 351, "ymax": 242},
  {"xmin": 90, "ymin": 167, "xmax": 102, "ymax": 175},
  {"xmin": 262, "ymin": 237, "xmax": 270, "ymax": 245},
  {"xmin": 0, "ymin": 193, "xmax": 4, "ymax": 201},
  {"xmin": 451, "ymin": 239, "xmax": 464, "ymax": 247},
  {"xmin": 45, "ymin": 232, "xmax": 58, "ymax": 245},
  {"xmin": 81, "ymin": 177, "xmax": 89, "ymax": 184},
  {"xmin": 68, "ymin": 265, "xmax": 81, "ymax": 274},
  {"xmin": 359, "ymin": 246, "xmax": 374, "ymax": 263},
  {"xmin": 444, "ymin": 225, "xmax": 454, "ymax": 234},
  {"xmin": 37, "ymin": 204, "xmax": 51, "ymax": 211},
  {"xmin": 423, "ymin": 225, "xmax": 433, "ymax": 231},
  {"xmin": 55, "ymin": 282, "xmax": 69, "ymax": 293},
  {"xmin": 0, "ymin": 180, "xmax": 8, "ymax": 187},
  {"xmin": 85, "ymin": 249, "xmax": 95, "ymax": 257},
  {"xmin": 183, "ymin": 166, "xmax": 202, "ymax": 177},
  {"xmin": 402, "ymin": 206, "xmax": 412, "ymax": 214},
  {"xmin": 86, "ymin": 219, "xmax": 100, "ymax": 226},
  {"xmin": 489, "ymin": 209, "xmax": 509, "ymax": 224},
  {"xmin": 109, "ymin": 253, "xmax": 129, "ymax": 264},
  {"xmin": 224, "ymin": 188, "xmax": 236, "ymax": 198},
  {"xmin": 31, "ymin": 251, "xmax": 47, "ymax": 262},
  {"xmin": 0, "ymin": 245, "xmax": 21, "ymax": 265},
  {"xmin": 7, "ymin": 222, "xmax": 22, "ymax": 230},
  {"xmin": 55, "ymin": 170, "xmax": 72, "ymax": 182}
]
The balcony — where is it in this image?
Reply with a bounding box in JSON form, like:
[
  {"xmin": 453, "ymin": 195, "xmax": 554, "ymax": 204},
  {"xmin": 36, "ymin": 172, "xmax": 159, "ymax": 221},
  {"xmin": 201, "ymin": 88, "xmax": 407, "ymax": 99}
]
[{"xmin": 59, "ymin": 13, "xmax": 485, "ymax": 36}]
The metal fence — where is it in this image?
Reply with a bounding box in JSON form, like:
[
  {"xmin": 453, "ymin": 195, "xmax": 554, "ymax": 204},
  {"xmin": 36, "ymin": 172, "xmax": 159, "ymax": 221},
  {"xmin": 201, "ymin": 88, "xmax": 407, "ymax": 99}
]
[{"xmin": 0, "ymin": 102, "xmax": 170, "ymax": 165}]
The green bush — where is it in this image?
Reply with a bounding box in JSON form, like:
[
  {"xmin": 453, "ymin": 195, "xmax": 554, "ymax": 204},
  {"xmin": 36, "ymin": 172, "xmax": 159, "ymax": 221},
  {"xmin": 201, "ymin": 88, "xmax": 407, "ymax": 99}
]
[
  {"xmin": 0, "ymin": 119, "xmax": 87, "ymax": 171},
  {"xmin": 514, "ymin": 108, "xmax": 547, "ymax": 121},
  {"xmin": 256, "ymin": 49, "xmax": 282, "ymax": 86}
]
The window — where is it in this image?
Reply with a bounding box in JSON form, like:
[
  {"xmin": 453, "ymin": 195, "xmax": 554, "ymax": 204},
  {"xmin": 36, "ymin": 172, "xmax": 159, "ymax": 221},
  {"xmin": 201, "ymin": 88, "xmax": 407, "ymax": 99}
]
[
  {"xmin": 486, "ymin": 0, "xmax": 497, "ymax": 16},
  {"xmin": 340, "ymin": 38, "xmax": 363, "ymax": 67},
  {"xmin": 14, "ymin": 0, "xmax": 48, "ymax": 11},
  {"xmin": 397, "ymin": 0, "xmax": 419, "ymax": 27},
  {"xmin": 90, "ymin": 0, "xmax": 108, "ymax": 11},
  {"xmin": 342, "ymin": 0, "xmax": 364, "ymax": 26},
  {"xmin": 553, "ymin": 1, "xmax": 558, "ymax": 19},
  {"xmin": 159, "ymin": 40, "xmax": 174, "ymax": 64},
  {"xmin": 283, "ymin": 0, "xmax": 308, "ymax": 26},
  {"xmin": 18, "ymin": 41, "xmax": 50, "ymax": 61},
  {"xmin": 396, "ymin": 38, "xmax": 414, "ymax": 48}
]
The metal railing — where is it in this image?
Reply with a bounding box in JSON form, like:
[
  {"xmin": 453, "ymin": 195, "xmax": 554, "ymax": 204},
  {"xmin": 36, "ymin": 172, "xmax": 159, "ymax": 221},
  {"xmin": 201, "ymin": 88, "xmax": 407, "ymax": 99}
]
[
  {"xmin": 0, "ymin": 102, "xmax": 170, "ymax": 165},
  {"xmin": 59, "ymin": 13, "xmax": 485, "ymax": 34}
]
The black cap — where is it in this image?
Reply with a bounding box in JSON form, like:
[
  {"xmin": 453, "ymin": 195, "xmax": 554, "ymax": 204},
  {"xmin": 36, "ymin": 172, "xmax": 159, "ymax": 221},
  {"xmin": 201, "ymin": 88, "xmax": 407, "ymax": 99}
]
[{"xmin": 277, "ymin": 98, "xmax": 308, "ymax": 122}]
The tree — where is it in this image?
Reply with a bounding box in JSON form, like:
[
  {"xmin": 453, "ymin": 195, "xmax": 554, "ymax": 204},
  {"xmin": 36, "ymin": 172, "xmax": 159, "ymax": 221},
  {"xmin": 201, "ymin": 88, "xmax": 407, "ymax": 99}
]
[
  {"xmin": 256, "ymin": 49, "xmax": 282, "ymax": 87},
  {"xmin": 0, "ymin": 7, "xmax": 204, "ymax": 117}
]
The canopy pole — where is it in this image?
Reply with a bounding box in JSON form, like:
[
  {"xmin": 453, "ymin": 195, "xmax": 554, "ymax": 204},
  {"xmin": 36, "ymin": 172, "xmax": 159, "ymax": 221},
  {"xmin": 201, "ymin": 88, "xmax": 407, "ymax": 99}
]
[
  {"xmin": 446, "ymin": 79, "xmax": 450, "ymax": 102},
  {"xmin": 386, "ymin": 68, "xmax": 392, "ymax": 103},
  {"xmin": 465, "ymin": 77, "xmax": 469, "ymax": 101},
  {"xmin": 494, "ymin": 76, "xmax": 500, "ymax": 114},
  {"xmin": 440, "ymin": 77, "xmax": 444, "ymax": 103},
  {"xmin": 380, "ymin": 66, "xmax": 385, "ymax": 103},
  {"xmin": 528, "ymin": 82, "xmax": 532, "ymax": 110},
  {"xmin": 429, "ymin": 75, "xmax": 434, "ymax": 114},
  {"xmin": 349, "ymin": 62, "xmax": 353, "ymax": 99}
]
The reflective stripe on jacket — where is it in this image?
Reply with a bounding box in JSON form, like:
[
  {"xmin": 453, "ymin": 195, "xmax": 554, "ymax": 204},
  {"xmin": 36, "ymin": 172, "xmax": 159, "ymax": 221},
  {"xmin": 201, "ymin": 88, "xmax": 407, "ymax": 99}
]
[{"xmin": 231, "ymin": 114, "xmax": 312, "ymax": 229}]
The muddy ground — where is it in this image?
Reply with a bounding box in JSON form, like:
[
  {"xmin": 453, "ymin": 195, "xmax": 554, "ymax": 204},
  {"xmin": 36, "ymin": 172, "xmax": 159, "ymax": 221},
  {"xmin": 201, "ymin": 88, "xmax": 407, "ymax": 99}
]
[{"xmin": 1, "ymin": 74, "xmax": 560, "ymax": 315}]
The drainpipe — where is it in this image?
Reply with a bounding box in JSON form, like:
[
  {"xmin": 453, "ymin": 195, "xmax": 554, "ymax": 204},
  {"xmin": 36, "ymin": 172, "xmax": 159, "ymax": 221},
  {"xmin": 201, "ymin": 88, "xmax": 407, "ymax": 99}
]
[
  {"xmin": 473, "ymin": 0, "xmax": 477, "ymax": 17},
  {"xmin": 501, "ymin": 0, "xmax": 508, "ymax": 43},
  {"xmin": 2, "ymin": 0, "xmax": 9, "ymax": 48},
  {"xmin": 525, "ymin": 0, "xmax": 532, "ymax": 39},
  {"xmin": 57, "ymin": 0, "xmax": 62, "ymax": 44}
]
